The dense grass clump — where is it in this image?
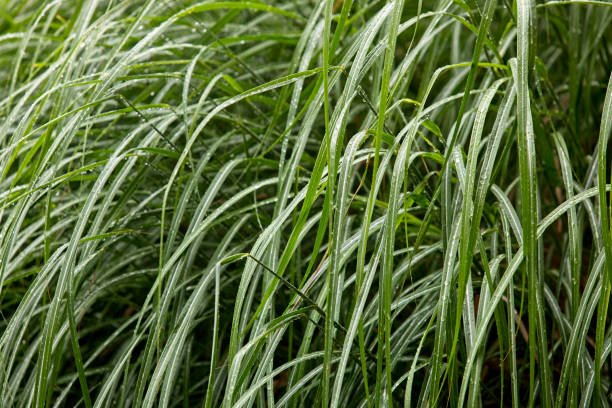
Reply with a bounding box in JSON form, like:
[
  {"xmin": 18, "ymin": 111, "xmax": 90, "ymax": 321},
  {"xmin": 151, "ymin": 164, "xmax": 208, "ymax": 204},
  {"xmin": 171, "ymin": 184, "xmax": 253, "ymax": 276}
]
[{"xmin": 1, "ymin": 0, "xmax": 612, "ymax": 406}]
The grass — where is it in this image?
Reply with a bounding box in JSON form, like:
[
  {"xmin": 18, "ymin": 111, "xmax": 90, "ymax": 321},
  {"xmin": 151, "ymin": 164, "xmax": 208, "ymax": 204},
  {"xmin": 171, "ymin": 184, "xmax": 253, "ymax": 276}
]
[{"xmin": 0, "ymin": 0, "xmax": 611, "ymax": 406}]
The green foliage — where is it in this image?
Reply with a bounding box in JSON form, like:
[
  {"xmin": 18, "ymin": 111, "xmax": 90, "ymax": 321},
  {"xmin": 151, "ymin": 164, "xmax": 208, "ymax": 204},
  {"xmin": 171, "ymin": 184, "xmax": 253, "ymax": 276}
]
[{"xmin": 0, "ymin": 0, "xmax": 611, "ymax": 406}]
